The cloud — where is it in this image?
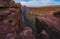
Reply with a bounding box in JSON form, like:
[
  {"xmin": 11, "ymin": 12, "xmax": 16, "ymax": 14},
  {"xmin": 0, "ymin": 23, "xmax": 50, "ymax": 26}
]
[
  {"xmin": 15, "ymin": 0, "xmax": 60, "ymax": 7},
  {"xmin": 20, "ymin": 0, "xmax": 51, "ymax": 7},
  {"xmin": 14, "ymin": 0, "xmax": 21, "ymax": 3},
  {"xmin": 22, "ymin": 0, "xmax": 31, "ymax": 1}
]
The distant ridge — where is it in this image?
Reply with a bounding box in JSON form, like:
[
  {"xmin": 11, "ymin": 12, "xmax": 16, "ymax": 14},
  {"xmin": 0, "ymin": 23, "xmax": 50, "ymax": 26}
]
[{"xmin": 27, "ymin": 5, "xmax": 60, "ymax": 8}]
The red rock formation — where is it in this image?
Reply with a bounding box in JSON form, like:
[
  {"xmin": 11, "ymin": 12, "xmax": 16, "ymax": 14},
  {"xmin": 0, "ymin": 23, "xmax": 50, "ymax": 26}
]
[{"xmin": 0, "ymin": 0, "xmax": 36, "ymax": 39}]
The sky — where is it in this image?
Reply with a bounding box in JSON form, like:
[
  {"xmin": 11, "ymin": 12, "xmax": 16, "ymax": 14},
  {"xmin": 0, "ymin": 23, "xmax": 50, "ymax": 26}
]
[{"xmin": 14, "ymin": 0, "xmax": 60, "ymax": 7}]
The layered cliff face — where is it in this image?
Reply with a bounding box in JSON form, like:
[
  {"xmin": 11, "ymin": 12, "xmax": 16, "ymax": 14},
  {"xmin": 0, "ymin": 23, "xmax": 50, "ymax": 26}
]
[{"xmin": 0, "ymin": 0, "xmax": 36, "ymax": 39}]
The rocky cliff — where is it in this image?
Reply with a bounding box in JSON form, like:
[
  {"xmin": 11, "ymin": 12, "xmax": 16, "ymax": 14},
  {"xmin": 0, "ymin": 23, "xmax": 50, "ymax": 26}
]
[{"xmin": 0, "ymin": 0, "xmax": 35, "ymax": 39}]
